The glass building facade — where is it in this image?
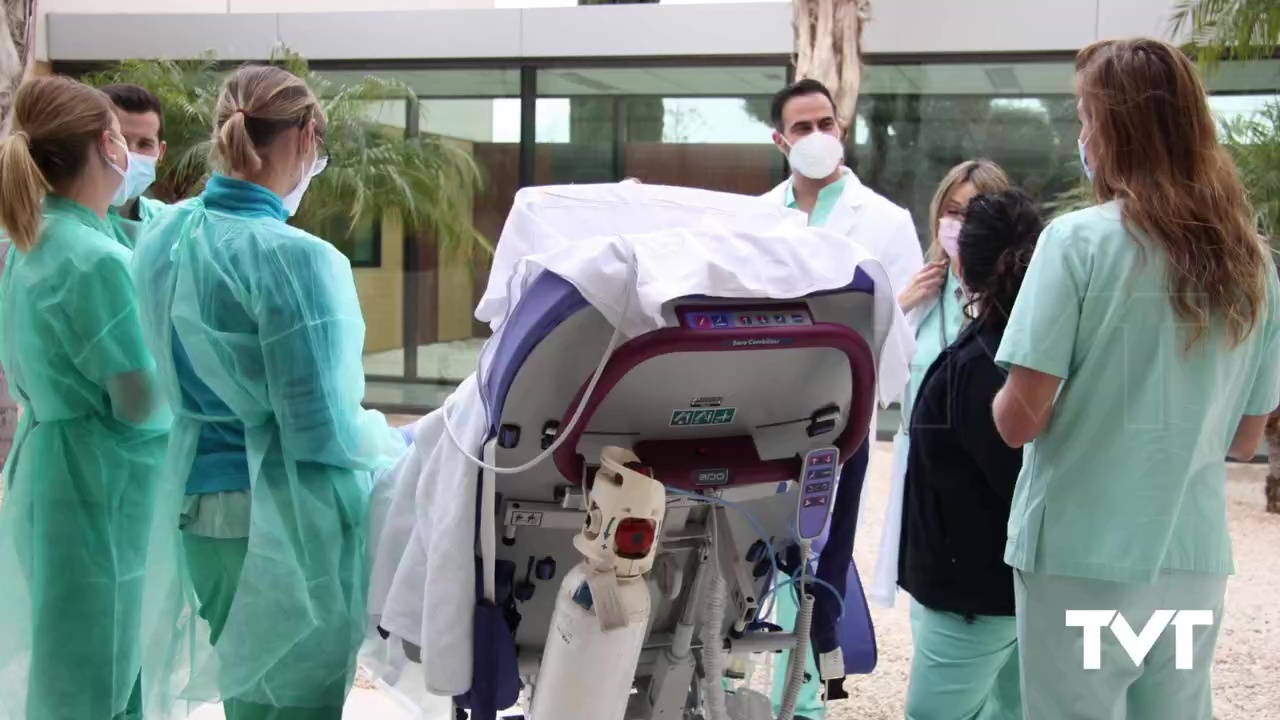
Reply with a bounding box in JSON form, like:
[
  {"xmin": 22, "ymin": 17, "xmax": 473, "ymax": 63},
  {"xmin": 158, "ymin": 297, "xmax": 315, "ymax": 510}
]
[{"xmin": 66, "ymin": 54, "xmax": 1276, "ymax": 414}]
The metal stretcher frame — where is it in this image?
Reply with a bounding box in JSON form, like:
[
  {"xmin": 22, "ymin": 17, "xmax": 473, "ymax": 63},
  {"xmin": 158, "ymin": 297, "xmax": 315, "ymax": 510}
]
[{"xmin": 457, "ymin": 270, "xmax": 881, "ymax": 719}]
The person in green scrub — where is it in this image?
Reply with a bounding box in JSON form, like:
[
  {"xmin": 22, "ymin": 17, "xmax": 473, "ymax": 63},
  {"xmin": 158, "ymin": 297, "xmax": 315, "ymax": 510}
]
[
  {"xmin": 0, "ymin": 75, "xmax": 169, "ymax": 720},
  {"xmin": 763, "ymin": 78, "xmax": 924, "ymax": 720},
  {"xmin": 101, "ymin": 84, "xmax": 168, "ymax": 249},
  {"xmin": 899, "ymin": 189, "xmax": 1044, "ymax": 720},
  {"xmin": 132, "ymin": 64, "xmax": 406, "ymax": 720},
  {"xmin": 991, "ymin": 38, "xmax": 1280, "ymax": 720},
  {"xmin": 863, "ymin": 159, "xmax": 1010, "ymax": 609}
]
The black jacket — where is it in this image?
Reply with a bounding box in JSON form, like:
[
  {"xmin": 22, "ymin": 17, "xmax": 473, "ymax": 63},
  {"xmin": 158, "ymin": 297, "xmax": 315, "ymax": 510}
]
[{"xmin": 897, "ymin": 318, "xmax": 1023, "ymax": 618}]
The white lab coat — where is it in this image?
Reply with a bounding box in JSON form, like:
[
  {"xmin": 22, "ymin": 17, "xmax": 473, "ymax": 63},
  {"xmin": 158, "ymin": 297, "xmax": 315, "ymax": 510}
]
[
  {"xmin": 764, "ymin": 168, "xmax": 924, "ymax": 602},
  {"xmin": 763, "ymin": 168, "xmax": 924, "ymax": 309}
]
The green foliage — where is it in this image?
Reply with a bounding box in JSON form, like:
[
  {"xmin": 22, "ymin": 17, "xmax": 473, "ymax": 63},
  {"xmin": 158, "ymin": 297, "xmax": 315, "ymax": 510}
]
[
  {"xmin": 85, "ymin": 48, "xmax": 490, "ymax": 258},
  {"xmin": 1044, "ymin": 180, "xmax": 1096, "ymax": 218},
  {"xmin": 1171, "ymin": 0, "xmax": 1280, "ymax": 69},
  {"xmin": 1223, "ymin": 100, "xmax": 1280, "ymax": 242}
]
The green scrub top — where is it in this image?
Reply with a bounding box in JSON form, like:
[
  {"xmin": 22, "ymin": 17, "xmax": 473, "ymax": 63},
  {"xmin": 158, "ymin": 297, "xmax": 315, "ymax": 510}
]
[
  {"xmin": 902, "ymin": 271, "xmax": 967, "ymax": 426},
  {"xmin": 995, "ymin": 202, "xmax": 1280, "ymax": 583},
  {"xmin": 0, "ymin": 195, "xmax": 169, "ymax": 719},
  {"xmin": 785, "ymin": 175, "xmax": 848, "ymax": 227},
  {"xmin": 107, "ymin": 195, "xmax": 167, "ymax": 250}
]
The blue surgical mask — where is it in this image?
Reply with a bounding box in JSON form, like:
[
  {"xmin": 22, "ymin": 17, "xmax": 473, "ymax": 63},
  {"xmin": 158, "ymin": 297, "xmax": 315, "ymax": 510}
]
[
  {"xmin": 104, "ymin": 138, "xmax": 131, "ymax": 207},
  {"xmin": 1078, "ymin": 136, "xmax": 1095, "ymax": 183}
]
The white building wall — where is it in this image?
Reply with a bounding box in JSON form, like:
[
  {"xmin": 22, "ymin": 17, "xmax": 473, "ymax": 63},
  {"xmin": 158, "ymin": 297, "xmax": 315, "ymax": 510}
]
[{"xmin": 41, "ymin": 0, "xmax": 1187, "ymax": 63}]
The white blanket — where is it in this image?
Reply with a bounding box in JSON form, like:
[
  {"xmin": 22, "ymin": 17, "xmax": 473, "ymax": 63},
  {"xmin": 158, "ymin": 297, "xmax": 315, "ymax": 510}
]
[
  {"xmin": 367, "ymin": 376, "xmax": 486, "ymax": 696},
  {"xmin": 479, "ymin": 184, "xmax": 914, "ymax": 406},
  {"xmin": 366, "ymin": 183, "xmax": 916, "ymax": 697}
]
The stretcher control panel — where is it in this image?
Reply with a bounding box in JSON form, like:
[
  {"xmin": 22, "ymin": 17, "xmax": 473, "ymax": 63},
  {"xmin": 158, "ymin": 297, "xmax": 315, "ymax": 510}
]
[
  {"xmin": 796, "ymin": 447, "xmax": 838, "ymax": 541},
  {"xmin": 679, "ymin": 304, "xmax": 814, "ymax": 331}
]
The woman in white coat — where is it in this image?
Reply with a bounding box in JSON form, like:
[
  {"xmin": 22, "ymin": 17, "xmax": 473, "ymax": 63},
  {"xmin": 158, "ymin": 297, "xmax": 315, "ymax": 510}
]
[{"xmin": 864, "ymin": 159, "xmax": 1009, "ymax": 608}]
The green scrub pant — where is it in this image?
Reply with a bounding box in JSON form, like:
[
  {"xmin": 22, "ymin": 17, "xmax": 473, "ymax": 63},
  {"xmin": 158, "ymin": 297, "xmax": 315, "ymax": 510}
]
[
  {"xmin": 183, "ymin": 534, "xmax": 346, "ymax": 720},
  {"xmin": 1014, "ymin": 569, "xmax": 1227, "ymax": 720},
  {"xmin": 905, "ymin": 600, "xmax": 1021, "ymax": 720},
  {"xmin": 770, "ymin": 573, "xmax": 824, "ymax": 720}
]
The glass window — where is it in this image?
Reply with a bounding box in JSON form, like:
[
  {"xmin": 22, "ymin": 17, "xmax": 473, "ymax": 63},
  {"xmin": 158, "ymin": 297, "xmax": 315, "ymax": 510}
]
[
  {"xmin": 348, "ymin": 70, "xmax": 518, "ymax": 396},
  {"xmin": 536, "ymin": 65, "xmax": 789, "ymax": 190},
  {"xmin": 853, "ymin": 59, "xmax": 1280, "ymax": 247},
  {"xmin": 318, "ymin": 215, "xmax": 381, "ymax": 267},
  {"xmin": 852, "ymin": 61, "xmax": 1082, "ymax": 244}
]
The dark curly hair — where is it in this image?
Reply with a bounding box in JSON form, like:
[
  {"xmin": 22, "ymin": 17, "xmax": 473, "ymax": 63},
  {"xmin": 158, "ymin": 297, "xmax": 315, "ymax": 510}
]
[{"xmin": 958, "ymin": 189, "xmax": 1045, "ymax": 332}]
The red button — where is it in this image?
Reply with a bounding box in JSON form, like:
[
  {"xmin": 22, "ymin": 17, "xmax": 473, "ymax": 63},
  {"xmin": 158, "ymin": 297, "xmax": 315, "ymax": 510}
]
[{"xmin": 615, "ymin": 518, "xmax": 656, "ymax": 559}]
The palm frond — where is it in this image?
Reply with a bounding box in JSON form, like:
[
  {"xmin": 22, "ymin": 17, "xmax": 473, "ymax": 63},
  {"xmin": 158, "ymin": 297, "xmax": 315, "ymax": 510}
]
[
  {"xmin": 1043, "ymin": 181, "xmax": 1096, "ymax": 218},
  {"xmin": 1171, "ymin": 0, "xmax": 1280, "ymax": 70},
  {"xmin": 83, "ymin": 47, "xmax": 490, "ymax": 257},
  {"xmin": 1222, "ymin": 99, "xmax": 1280, "ymax": 244}
]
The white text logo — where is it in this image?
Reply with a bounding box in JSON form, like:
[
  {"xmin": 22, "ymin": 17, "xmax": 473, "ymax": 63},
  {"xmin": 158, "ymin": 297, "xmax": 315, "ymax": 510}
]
[{"xmin": 1065, "ymin": 610, "xmax": 1214, "ymax": 670}]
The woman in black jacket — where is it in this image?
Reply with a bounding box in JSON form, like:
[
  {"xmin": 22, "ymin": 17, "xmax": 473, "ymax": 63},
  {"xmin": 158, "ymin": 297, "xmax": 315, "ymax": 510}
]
[{"xmin": 898, "ymin": 188, "xmax": 1043, "ymax": 720}]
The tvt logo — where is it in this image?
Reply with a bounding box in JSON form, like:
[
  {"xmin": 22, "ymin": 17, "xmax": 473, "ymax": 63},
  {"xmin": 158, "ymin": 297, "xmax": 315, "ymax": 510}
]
[{"xmin": 1065, "ymin": 610, "xmax": 1214, "ymax": 670}]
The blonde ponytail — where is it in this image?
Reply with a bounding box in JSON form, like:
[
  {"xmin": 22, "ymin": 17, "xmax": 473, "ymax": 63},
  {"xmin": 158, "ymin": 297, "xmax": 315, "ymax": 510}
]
[
  {"xmin": 0, "ymin": 132, "xmax": 50, "ymax": 251},
  {"xmin": 211, "ymin": 66, "xmax": 325, "ymax": 176},
  {"xmin": 216, "ymin": 110, "xmax": 263, "ymax": 174},
  {"xmin": 0, "ymin": 77, "xmax": 113, "ymax": 252}
]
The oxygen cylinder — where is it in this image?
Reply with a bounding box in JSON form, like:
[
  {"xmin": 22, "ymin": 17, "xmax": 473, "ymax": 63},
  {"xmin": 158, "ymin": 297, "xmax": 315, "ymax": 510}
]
[{"xmin": 528, "ymin": 562, "xmax": 651, "ymax": 720}]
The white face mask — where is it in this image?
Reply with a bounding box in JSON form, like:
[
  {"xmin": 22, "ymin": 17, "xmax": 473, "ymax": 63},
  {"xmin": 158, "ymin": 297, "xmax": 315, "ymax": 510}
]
[
  {"xmin": 109, "ymin": 152, "xmax": 158, "ymax": 208},
  {"xmin": 104, "ymin": 137, "xmax": 131, "ymax": 207},
  {"xmin": 280, "ymin": 148, "xmax": 328, "ymax": 217},
  {"xmin": 784, "ymin": 132, "xmax": 845, "ymax": 180}
]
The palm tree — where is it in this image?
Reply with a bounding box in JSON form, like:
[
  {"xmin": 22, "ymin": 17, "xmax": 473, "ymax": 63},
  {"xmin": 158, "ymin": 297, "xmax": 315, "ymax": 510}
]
[
  {"xmin": 1173, "ymin": 0, "xmax": 1280, "ymax": 512},
  {"xmin": 1171, "ymin": 0, "xmax": 1280, "ymax": 68},
  {"xmin": 1224, "ymin": 103, "xmax": 1280, "ymax": 513},
  {"xmin": 85, "ymin": 49, "xmax": 490, "ymax": 259}
]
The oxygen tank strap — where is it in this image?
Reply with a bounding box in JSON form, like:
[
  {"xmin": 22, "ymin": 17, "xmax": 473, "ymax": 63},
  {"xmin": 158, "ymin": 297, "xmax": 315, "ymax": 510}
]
[{"xmin": 587, "ymin": 571, "xmax": 627, "ymax": 630}]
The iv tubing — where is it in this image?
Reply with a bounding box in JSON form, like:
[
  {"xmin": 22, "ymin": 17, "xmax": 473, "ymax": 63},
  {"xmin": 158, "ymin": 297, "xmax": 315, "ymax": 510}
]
[{"xmin": 441, "ymin": 257, "xmax": 636, "ymax": 475}]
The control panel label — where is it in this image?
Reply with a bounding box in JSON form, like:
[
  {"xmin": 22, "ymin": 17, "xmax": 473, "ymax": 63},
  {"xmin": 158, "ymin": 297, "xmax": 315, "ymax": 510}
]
[
  {"xmin": 690, "ymin": 396, "xmax": 723, "ymax": 408},
  {"xmin": 508, "ymin": 510, "xmax": 543, "ymax": 527},
  {"xmin": 695, "ymin": 468, "xmax": 730, "ymax": 486},
  {"xmin": 686, "ymin": 308, "xmax": 812, "ymax": 330},
  {"xmin": 670, "ymin": 407, "xmax": 737, "ymax": 427},
  {"xmin": 726, "ymin": 338, "xmax": 792, "ymax": 348}
]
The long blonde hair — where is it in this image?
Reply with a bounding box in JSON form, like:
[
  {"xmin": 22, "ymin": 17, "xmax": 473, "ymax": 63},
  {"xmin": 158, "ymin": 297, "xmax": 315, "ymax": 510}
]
[
  {"xmin": 1077, "ymin": 38, "xmax": 1266, "ymax": 349},
  {"xmin": 0, "ymin": 76, "xmax": 116, "ymax": 251},
  {"xmin": 925, "ymin": 159, "xmax": 1009, "ymax": 263},
  {"xmin": 211, "ymin": 65, "xmax": 326, "ymax": 175}
]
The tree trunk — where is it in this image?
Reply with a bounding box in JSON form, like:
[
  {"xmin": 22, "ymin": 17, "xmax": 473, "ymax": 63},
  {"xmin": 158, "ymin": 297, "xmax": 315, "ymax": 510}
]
[
  {"xmin": 792, "ymin": 0, "xmax": 871, "ymax": 125},
  {"xmin": 1, "ymin": 1, "xmax": 37, "ymax": 135},
  {"xmin": 1266, "ymin": 411, "xmax": 1280, "ymax": 514}
]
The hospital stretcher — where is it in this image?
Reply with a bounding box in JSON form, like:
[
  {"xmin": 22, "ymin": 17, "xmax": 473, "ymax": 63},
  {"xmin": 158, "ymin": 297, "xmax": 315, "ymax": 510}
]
[{"xmin": 367, "ymin": 184, "xmax": 891, "ymax": 720}]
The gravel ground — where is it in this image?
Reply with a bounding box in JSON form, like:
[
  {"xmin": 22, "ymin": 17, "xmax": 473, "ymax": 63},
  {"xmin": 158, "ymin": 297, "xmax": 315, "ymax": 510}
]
[{"xmin": 824, "ymin": 443, "xmax": 1280, "ymax": 720}]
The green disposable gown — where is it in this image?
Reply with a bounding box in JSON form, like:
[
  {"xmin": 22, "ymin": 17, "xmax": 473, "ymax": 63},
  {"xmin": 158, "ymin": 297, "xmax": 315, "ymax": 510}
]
[
  {"xmin": 107, "ymin": 196, "xmax": 167, "ymax": 250},
  {"xmin": 0, "ymin": 196, "xmax": 170, "ymax": 720},
  {"xmin": 131, "ymin": 174, "xmax": 405, "ymax": 719}
]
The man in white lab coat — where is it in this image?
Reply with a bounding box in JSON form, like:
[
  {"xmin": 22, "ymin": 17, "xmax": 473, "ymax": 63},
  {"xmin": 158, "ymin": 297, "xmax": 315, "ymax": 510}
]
[{"xmin": 762, "ymin": 78, "xmax": 923, "ymax": 720}]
